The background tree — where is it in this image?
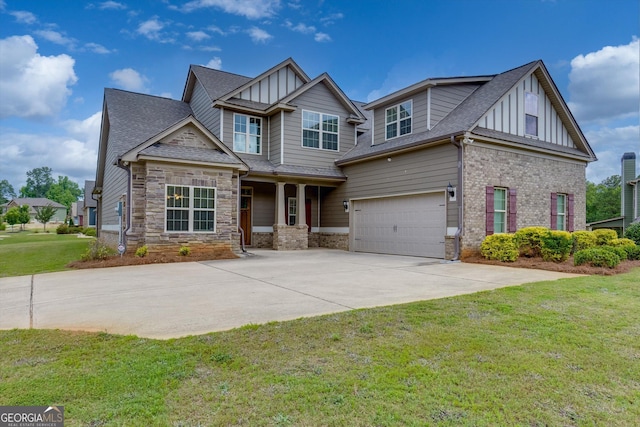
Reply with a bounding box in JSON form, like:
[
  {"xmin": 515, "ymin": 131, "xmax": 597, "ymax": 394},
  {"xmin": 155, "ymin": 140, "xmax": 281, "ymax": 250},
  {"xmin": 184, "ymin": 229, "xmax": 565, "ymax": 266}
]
[
  {"xmin": 46, "ymin": 176, "xmax": 82, "ymax": 212},
  {"xmin": 586, "ymin": 175, "xmax": 621, "ymax": 223},
  {"xmin": 18, "ymin": 205, "xmax": 31, "ymax": 230},
  {"xmin": 4, "ymin": 206, "xmax": 20, "ymax": 231},
  {"xmin": 34, "ymin": 204, "xmax": 57, "ymax": 231},
  {"xmin": 0, "ymin": 179, "xmax": 17, "ymax": 204},
  {"xmin": 19, "ymin": 167, "xmax": 54, "ymax": 198}
]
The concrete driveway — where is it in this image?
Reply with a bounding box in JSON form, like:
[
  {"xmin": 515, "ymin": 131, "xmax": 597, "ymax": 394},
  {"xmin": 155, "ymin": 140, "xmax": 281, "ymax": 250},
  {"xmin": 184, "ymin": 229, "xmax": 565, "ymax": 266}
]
[{"xmin": 0, "ymin": 249, "xmax": 582, "ymax": 339}]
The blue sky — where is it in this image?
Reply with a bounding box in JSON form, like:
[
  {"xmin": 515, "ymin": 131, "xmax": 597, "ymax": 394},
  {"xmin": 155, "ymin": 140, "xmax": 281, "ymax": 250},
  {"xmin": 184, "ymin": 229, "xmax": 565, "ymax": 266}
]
[{"xmin": 0, "ymin": 0, "xmax": 638, "ymax": 194}]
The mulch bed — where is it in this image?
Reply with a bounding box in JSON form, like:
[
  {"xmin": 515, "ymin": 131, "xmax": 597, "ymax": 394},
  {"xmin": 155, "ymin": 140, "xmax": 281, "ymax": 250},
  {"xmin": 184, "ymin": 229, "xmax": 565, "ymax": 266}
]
[{"xmin": 67, "ymin": 251, "xmax": 238, "ymax": 269}]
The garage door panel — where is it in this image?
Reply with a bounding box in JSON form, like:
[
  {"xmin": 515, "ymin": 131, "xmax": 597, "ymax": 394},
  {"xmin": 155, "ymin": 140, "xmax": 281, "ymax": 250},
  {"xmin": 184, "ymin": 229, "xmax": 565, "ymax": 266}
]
[{"xmin": 353, "ymin": 193, "xmax": 445, "ymax": 258}]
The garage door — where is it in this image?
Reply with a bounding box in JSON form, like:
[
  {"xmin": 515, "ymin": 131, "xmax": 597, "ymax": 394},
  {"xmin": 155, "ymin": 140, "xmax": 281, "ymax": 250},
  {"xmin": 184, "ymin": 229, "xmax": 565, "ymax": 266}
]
[{"xmin": 352, "ymin": 193, "xmax": 445, "ymax": 258}]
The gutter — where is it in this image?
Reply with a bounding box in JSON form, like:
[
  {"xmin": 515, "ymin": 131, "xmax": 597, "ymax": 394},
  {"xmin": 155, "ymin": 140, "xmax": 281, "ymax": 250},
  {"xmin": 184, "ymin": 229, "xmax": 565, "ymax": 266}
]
[
  {"xmin": 115, "ymin": 158, "xmax": 132, "ymax": 243},
  {"xmin": 450, "ymin": 135, "xmax": 463, "ymax": 261}
]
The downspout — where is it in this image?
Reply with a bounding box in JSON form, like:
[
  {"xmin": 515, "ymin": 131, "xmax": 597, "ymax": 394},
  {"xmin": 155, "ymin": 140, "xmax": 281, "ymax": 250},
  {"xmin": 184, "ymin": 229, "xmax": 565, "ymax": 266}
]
[
  {"xmin": 450, "ymin": 135, "xmax": 463, "ymax": 261},
  {"xmin": 237, "ymin": 170, "xmax": 249, "ymax": 253},
  {"xmin": 115, "ymin": 158, "xmax": 132, "ymax": 244}
]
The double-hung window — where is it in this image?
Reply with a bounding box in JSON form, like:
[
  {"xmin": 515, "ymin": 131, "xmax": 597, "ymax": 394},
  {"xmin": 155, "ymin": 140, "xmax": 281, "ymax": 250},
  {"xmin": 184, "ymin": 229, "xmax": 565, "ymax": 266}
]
[
  {"xmin": 302, "ymin": 110, "xmax": 339, "ymax": 151},
  {"xmin": 556, "ymin": 193, "xmax": 566, "ymax": 230},
  {"xmin": 287, "ymin": 198, "xmax": 297, "ymax": 225},
  {"xmin": 234, "ymin": 114, "xmax": 261, "ymax": 154},
  {"xmin": 166, "ymin": 185, "xmax": 216, "ymax": 232},
  {"xmin": 525, "ymin": 92, "xmax": 538, "ymax": 137},
  {"xmin": 493, "ymin": 188, "xmax": 508, "ymax": 234},
  {"xmin": 385, "ymin": 100, "xmax": 412, "ymax": 140}
]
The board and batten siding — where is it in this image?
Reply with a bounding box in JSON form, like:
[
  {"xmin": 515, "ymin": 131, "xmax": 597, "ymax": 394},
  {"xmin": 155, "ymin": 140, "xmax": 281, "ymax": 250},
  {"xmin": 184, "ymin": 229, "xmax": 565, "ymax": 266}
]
[
  {"xmin": 189, "ymin": 80, "xmax": 219, "ymax": 137},
  {"xmin": 478, "ymin": 73, "xmax": 576, "ymax": 148},
  {"xmin": 237, "ymin": 65, "xmax": 305, "ymax": 104},
  {"xmin": 282, "ymin": 82, "xmax": 357, "ymax": 168},
  {"xmin": 430, "ymin": 84, "xmax": 480, "ymax": 128},
  {"xmin": 321, "ymin": 144, "xmax": 459, "ymax": 228}
]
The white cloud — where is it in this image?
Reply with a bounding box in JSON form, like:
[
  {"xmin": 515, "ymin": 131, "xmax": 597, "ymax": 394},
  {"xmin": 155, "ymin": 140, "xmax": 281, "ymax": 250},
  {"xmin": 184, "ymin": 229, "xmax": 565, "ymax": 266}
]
[
  {"xmin": 85, "ymin": 42, "xmax": 113, "ymax": 54},
  {"xmin": 568, "ymin": 37, "xmax": 639, "ymax": 124},
  {"xmin": 584, "ymin": 125, "xmax": 640, "ymax": 183},
  {"xmin": 186, "ymin": 30, "xmax": 209, "ymax": 41},
  {"xmin": 0, "ymin": 112, "xmax": 101, "ymax": 190},
  {"xmin": 109, "ymin": 68, "xmax": 149, "ymax": 92},
  {"xmin": 136, "ymin": 17, "xmax": 174, "ymax": 43},
  {"xmin": 204, "ymin": 57, "xmax": 222, "ymax": 70},
  {"xmin": 247, "ymin": 26, "xmax": 272, "ymax": 43},
  {"xmin": 0, "ymin": 35, "xmax": 77, "ymax": 119},
  {"xmin": 320, "ymin": 12, "xmax": 343, "ymax": 25},
  {"xmin": 180, "ymin": 0, "xmax": 281, "ymax": 19},
  {"xmin": 284, "ymin": 21, "xmax": 316, "ymax": 34},
  {"xmin": 314, "ymin": 32, "xmax": 331, "ymax": 42},
  {"xmin": 34, "ymin": 30, "xmax": 76, "ymax": 48},
  {"xmin": 99, "ymin": 1, "xmax": 126, "ymax": 10},
  {"xmin": 9, "ymin": 10, "xmax": 37, "ymax": 24}
]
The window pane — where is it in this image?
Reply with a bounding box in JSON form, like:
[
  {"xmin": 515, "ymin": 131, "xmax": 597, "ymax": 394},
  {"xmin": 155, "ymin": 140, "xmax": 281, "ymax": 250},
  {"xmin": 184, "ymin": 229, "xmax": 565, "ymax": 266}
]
[
  {"xmin": 249, "ymin": 117, "xmax": 261, "ymax": 135},
  {"xmin": 303, "ymin": 129, "xmax": 319, "ymax": 148},
  {"xmin": 323, "ymin": 133, "xmax": 338, "ymax": 151},
  {"xmin": 249, "ymin": 136, "xmax": 260, "ymax": 153},
  {"xmin": 400, "ymin": 101, "xmax": 412, "ymax": 119},
  {"xmin": 386, "ymin": 123, "xmax": 397, "ymax": 139},
  {"xmin": 167, "ymin": 209, "xmax": 189, "ymax": 231},
  {"xmin": 494, "ymin": 212, "xmax": 506, "ymax": 234},
  {"xmin": 400, "ymin": 118, "xmax": 411, "ymax": 135},
  {"xmin": 525, "ymin": 114, "xmax": 538, "ymax": 136},
  {"xmin": 386, "ymin": 107, "xmax": 397, "ymax": 123},
  {"xmin": 303, "ymin": 111, "xmax": 320, "ymax": 130},
  {"xmin": 525, "ymin": 92, "xmax": 538, "ymax": 115},
  {"xmin": 234, "ymin": 115, "xmax": 246, "ymax": 132},
  {"xmin": 234, "ymin": 134, "xmax": 246, "ymax": 152},
  {"xmin": 194, "ymin": 210, "xmax": 215, "ymax": 231},
  {"xmin": 494, "ymin": 189, "xmax": 506, "ymax": 212},
  {"xmin": 322, "ymin": 115, "xmax": 338, "ymax": 133}
]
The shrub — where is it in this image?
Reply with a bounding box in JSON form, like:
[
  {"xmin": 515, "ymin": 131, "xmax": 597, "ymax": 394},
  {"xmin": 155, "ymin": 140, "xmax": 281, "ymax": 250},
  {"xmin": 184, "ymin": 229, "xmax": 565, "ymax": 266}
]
[
  {"xmin": 514, "ymin": 226, "xmax": 548, "ymax": 257},
  {"xmin": 0, "ymin": 222, "xmax": 5, "ymax": 231},
  {"xmin": 480, "ymin": 234, "xmax": 518, "ymax": 262},
  {"xmin": 626, "ymin": 245, "xmax": 640, "ymax": 261},
  {"xmin": 540, "ymin": 230, "xmax": 572, "ymax": 262},
  {"xmin": 135, "ymin": 245, "xmax": 148, "ymax": 258},
  {"xmin": 179, "ymin": 246, "xmax": 191, "ymax": 256},
  {"xmin": 83, "ymin": 228, "xmax": 97, "ymax": 237},
  {"xmin": 81, "ymin": 238, "xmax": 116, "ymax": 261},
  {"xmin": 624, "ymin": 222, "xmax": 640, "ymax": 245},
  {"xmin": 593, "ymin": 229, "xmax": 618, "ymax": 246},
  {"xmin": 571, "ymin": 230, "xmax": 597, "ymax": 253},
  {"xmin": 601, "ymin": 245, "xmax": 628, "ymax": 261},
  {"xmin": 56, "ymin": 224, "xmax": 69, "ymax": 234},
  {"xmin": 609, "ymin": 238, "xmax": 636, "ymax": 247},
  {"xmin": 574, "ymin": 248, "xmax": 621, "ymax": 268}
]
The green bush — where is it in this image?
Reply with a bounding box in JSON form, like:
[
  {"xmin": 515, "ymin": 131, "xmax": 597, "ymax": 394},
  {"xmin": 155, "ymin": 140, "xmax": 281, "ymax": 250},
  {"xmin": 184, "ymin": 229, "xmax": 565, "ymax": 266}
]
[
  {"xmin": 480, "ymin": 234, "xmax": 518, "ymax": 262},
  {"xmin": 625, "ymin": 245, "xmax": 640, "ymax": 261},
  {"xmin": 0, "ymin": 222, "xmax": 5, "ymax": 231},
  {"xmin": 56, "ymin": 224, "xmax": 69, "ymax": 234},
  {"xmin": 574, "ymin": 248, "xmax": 621, "ymax": 268},
  {"xmin": 81, "ymin": 238, "xmax": 116, "ymax": 261},
  {"xmin": 601, "ymin": 245, "xmax": 628, "ymax": 261},
  {"xmin": 83, "ymin": 228, "xmax": 97, "ymax": 237},
  {"xmin": 514, "ymin": 226, "xmax": 548, "ymax": 257},
  {"xmin": 135, "ymin": 245, "xmax": 148, "ymax": 258},
  {"xmin": 540, "ymin": 230, "xmax": 573, "ymax": 262},
  {"xmin": 624, "ymin": 222, "xmax": 640, "ymax": 245},
  {"xmin": 571, "ymin": 230, "xmax": 597, "ymax": 253},
  {"xmin": 609, "ymin": 238, "xmax": 636, "ymax": 247},
  {"xmin": 179, "ymin": 246, "xmax": 191, "ymax": 256},
  {"xmin": 593, "ymin": 229, "xmax": 618, "ymax": 246}
]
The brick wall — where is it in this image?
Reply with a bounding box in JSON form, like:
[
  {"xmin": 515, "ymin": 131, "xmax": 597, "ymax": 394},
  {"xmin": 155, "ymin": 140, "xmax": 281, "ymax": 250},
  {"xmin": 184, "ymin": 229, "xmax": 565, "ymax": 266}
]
[
  {"xmin": 462, "ymin": 144, "xmax": 587, "ymax": 249},
  {"xmin": 273, "ymin": 224, "xmax": 308, "ymax": 250}
]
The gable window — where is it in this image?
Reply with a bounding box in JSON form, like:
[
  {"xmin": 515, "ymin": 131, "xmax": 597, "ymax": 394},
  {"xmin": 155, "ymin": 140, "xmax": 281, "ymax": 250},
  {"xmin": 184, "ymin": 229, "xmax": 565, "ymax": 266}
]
[
  {"xmin": 287, "ymin": 197, "xmax": 297, "ymax": 225},
  {"xmin": 302, "ymin": 110, "xmax": 339, "ymax": 151},
  {"xmin": 385, "ymin": 100, "xmax": 412, "ymax": 140},
  {"xmin": 525, "ymin": 92, "xmax": 538, "ymax": 137},
  {"xmin": 234, "ymin": 114, "xmax": 261, "ymax": 154},
  {"xmin": 486, "ymin": 186, "xmax": 517, "ymax": 235},
  {"xmin": 166, "ymin": 185, "xmax": 216, "ymax": 232},
  {"xmin": 551, "ymin": 193, "xmax": 574, "ymax": 232}
]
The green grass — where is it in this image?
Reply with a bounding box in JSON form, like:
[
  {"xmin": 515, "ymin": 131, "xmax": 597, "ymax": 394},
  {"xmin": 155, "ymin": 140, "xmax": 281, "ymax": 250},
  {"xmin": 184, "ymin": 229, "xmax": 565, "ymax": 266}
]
[
  {"xmin": 0, "ymin": 231, "xmax": 92, "ymax": 277},
  {"xmin": 1, "ymin": 270, "xmax": 639, "ymax": 426}
]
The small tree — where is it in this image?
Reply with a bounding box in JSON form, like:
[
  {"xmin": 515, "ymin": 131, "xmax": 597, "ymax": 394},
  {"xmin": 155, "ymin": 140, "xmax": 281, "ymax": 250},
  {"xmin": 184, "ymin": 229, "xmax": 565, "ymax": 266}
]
[
  {"xmin": 5, "ymin": 207, "xmax": 20, "ymax": 231},
  {"xmin": 18, "ymin": 205, "xmax": 30, "ymax": 231},
  {"xmin": 34, "ymin": 204, "xmax": 57, "ymax": 231}
]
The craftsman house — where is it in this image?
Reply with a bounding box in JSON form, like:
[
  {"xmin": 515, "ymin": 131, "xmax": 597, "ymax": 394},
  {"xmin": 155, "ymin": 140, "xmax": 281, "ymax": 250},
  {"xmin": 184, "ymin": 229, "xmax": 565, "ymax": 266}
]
[{"xmin": 94, "ymin": 58, "xmax": 596, "ymax": 259}]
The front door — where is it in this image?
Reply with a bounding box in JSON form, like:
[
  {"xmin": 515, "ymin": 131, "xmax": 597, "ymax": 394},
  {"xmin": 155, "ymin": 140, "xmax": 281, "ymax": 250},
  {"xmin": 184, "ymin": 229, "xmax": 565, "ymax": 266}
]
[{"xmin": 240, "ymin": 188, "xmax": 252, "ymax": 246}]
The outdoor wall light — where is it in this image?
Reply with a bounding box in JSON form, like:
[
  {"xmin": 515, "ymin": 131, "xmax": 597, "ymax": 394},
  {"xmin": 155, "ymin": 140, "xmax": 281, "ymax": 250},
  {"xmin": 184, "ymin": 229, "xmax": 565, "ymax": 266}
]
[
  {"xmin": 343, "ymin": 200, "xmax": 349, "ymax": 212},
  {"xmin": 447, "ymin": 183, "xmax": 456, "ymax": 201}
]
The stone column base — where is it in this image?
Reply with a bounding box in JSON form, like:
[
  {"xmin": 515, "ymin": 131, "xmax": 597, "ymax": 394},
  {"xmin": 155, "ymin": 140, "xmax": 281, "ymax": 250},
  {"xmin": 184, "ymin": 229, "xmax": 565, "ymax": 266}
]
[{"xmin": 273, "ymin": 224, "xmax": 308, "ymax": 250}]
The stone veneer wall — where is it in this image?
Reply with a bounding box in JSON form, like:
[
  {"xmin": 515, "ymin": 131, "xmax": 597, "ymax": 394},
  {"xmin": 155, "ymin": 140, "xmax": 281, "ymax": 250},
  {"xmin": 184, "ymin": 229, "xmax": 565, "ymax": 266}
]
[
  {"xmin": 319, "ymin": 233, "xmax": 349, "ymax": 251},
  {"xmin": 125, "ymin": 161, "xmax": 240, "ymax": 256},
  {"xmin": 273, "ymin": 224, "xmax": 309, "ymax": 250},
  {"xmin": 252, "ymin": 232, "xmax": 273, "ymax": 248},
  {"xmin": 462, "ymin": 144, "xmax": 587, "ymax": 250}
]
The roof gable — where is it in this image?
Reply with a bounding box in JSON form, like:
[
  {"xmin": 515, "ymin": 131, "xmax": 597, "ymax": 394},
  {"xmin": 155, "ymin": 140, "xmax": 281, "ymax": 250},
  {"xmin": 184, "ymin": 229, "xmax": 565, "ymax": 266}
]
[{"xmin": 182, "ymin": 65, "xmax": 252, "ymax": 103}]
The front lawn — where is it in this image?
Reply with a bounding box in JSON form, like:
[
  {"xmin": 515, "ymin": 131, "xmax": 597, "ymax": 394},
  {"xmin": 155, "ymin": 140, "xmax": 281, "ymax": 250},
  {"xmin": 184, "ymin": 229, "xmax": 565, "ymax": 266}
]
[
  {"xmin": 1, "ymin": 269, "xmax": 639, "ymax": 426},
  {"xmin": 0, "ymin": 231, "xmax": 92, "ymax": 277}
]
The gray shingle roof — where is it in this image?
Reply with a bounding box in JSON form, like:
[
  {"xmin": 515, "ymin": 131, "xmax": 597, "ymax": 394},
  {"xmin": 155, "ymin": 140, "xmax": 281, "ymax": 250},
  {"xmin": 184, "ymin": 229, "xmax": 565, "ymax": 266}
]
[
  {"xmin": 139, "ymin": 143, "xmax": 243, "ymax": 165},
  {"xmin": 243, "ymin": 158, "xmax": 346, "ymax": 180},
  {"xmin": 9, "ymin": 198, "xmax": 66, "ymax": 209},
  {"xmin": 105, "ymin": 89, "xmax": 193, "ymax": 156},
  {"xmin": 190, "ymin": 65, "xmax": 252, "ymax": 101},
  {"xmin": 338, "ymin": 61, "xmax": 541, "ymax": 164}
]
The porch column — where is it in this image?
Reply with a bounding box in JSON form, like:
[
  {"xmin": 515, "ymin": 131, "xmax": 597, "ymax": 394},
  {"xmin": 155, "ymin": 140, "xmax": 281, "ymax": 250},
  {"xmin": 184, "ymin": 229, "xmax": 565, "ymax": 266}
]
[
  {"xmin": 275, "ymin": 181, "xmax": 286, "ymax": 225},
  {"xmin": 297, "ymin": 183, "xmax": 306, "ymax": 228}
]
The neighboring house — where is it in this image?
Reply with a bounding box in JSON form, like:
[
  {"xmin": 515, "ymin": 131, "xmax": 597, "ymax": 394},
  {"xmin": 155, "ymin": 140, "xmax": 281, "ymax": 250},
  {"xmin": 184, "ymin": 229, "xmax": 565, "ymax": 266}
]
[
  {"xmin": 5, "ymin": 198, "xmax": 67, "ymax": 223},
  {"xmin": 94, "ymin": 58, "xmax": 596, "ymax": 259},
  {"xmin": 83, "ymin": 180, "xmax": 97, "ymax": 227},
  {"xmin": 588, "ymin": 152, "xmax": 639, "ymax": 234},
  {"xmin": 72, "ymin": 200, "xmax": 84, "ymax": 226}
]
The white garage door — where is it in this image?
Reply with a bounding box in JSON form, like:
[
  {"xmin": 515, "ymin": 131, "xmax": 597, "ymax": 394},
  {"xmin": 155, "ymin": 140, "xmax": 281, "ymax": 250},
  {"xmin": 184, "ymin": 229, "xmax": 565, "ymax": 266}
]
[{"xmin": 352, "ymin": 193, "xmax": 446, "ymax": 258}]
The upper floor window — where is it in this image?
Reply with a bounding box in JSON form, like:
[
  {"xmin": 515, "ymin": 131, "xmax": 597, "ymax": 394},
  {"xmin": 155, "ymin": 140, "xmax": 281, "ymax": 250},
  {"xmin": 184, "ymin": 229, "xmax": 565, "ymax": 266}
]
[
  {"xmin": 302, "ymin": 110, "xmax": 339, "ymax": 151},
  {"xmin": 166, "ymin": 185, "xmax": 216, "ymax": 232},
  {"xmin": 234, "ymin": 114, "xmax": 261, "ymax": 154},
  {"xmin": 525, "ymin": 92, "xmax": 538, "ymax": 137},
  {"xmin": 385, "ymin": 100, "xmax": 412, "ymax": 140}
]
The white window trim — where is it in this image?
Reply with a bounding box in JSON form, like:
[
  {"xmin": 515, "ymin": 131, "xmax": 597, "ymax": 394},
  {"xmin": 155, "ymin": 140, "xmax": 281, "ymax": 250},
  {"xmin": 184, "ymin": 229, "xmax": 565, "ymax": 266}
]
[
  {"xmin": 385, "ymin": 100, "xmax": 413, "ymax": 141},
  {"xmin": 287, "ymin": 197, "xmax": 297, "ymax": 226},
  {"xmin": 557, "ymin": 193, "xmax": 566, "ymax": 231},
  {"xmin": 494, "ymin": 187, "xmax": 508, "ymax": 234},
  {"xmin": 233, "ymin": 113, "xmax": 262, "ymax": 155},
  {"xmin": 524, "ymin": 92, "xmax": 539, "ymax": 138},
  {"xmin": 165, "ymin": 185, "xmax": 217, "ymax": 233},
  {"xmin": 301, "ymin": 109, "xmax": 340, "ymax": 152}
]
